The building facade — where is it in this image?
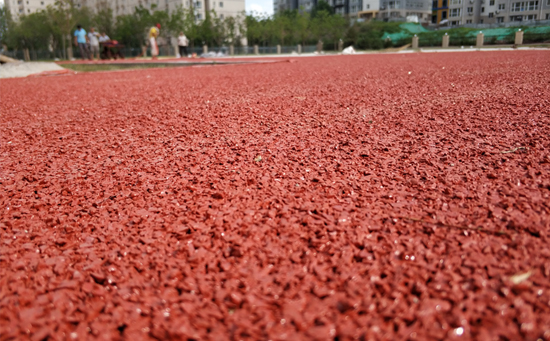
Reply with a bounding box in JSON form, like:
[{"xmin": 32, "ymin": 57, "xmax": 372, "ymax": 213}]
[
  {"xmin": 76, "ymin": 0, "xmax": 244, "ymax": 20},
  {"xmin": 432, "ymin": 0, "xmax": 550, "ymax": 24},
  {"xmin": 273, "ymin": 0, "xmax": 550, "ymax": 23},
  {"xmin": 274, "ymin": 0, "xmax": 381, "ymax": 16},
  {"xmin": 4, "ymin": 0, "xmax": 56, "ymax": 17},
  {"xmin": 379, "ymin": 0, "xmax": 432, "ymax": 22},
  {"xmin": 274, "ymin": 0, "xmax": 308, "ymax": 13},
  {"xmin": 273, "ymin": 0, "xmax": 431, "ymax": 21},
  {"xmin": 358, "ymin": 0, "xmax": 380, "ymax": 19},
  {"xmin": 4, "ymin": 0, "xmax": 243, "ymax": 21}
]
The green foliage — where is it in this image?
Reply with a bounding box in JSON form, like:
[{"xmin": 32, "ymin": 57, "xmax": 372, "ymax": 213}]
[
  {"xmin": 3, "ymin": 0, "xmax": 550, "ymax": 58},
  {"xmin": 93, "ymin": 7, "xmax": 115, "ymax": 36},
  {"xmin": 0, "ymin": 6, "xmax": 10, "ymax": 46},
  {"xmin": 245, "ymin": 7, "xmax": 346, "ymax": 48},
  {"xmin": 349, "ymin": 20, "xmax": 388, "ymax": 49},
  {"xmin": 2, "ymin": 1, "xmax": 245, "ymax": 53},
  {"xmin": 310, "ymin": 0, "xmax": 334, "ymax": 18}
]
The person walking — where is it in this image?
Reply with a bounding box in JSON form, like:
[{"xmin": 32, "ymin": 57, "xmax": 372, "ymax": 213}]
[
  {"xmin": 88, "ymin": 27, "xmax": 100, "ymax": 60},
  {"xmin": 74, "ymin": 25, "xmax": 91, "ymax": 60},
  {"xmin": 178, "ymin": 31, "xmax": 189, "ymax": 58},
  {"xmin": 149, "ymin": 24, "xmax": 161, "ymax": 60}
]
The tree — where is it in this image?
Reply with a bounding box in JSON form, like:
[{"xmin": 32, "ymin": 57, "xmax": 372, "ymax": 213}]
[
  {"xmin": 273, "ymin": 10, "xmax": 293, "ymax": 46},
  {"xmin": 294, "ymin": 9, "xmax": 311, "ymax": 46},
  {"xmin": 93, "ymin": 7, "xmax": 115, "ymax": 36},
  {"xmin": 0, "ymin": 6, "xmax": 10, "ymax": 48},
  {"xmin": 223, "ymin": 16, "xmax": 238, "ymax": 45},
  {"xmin": 113, "ymin": 5, "xmax": 169, "ymax": 49},
  {"xmin": 167, "ymin": 6, "xmax": 199, "ymax": 48},
  {"xmin": 311, "ymin": 10, "xmax": 331, "ymax": 43},
  {"xmin": 49, "ymin": 0, "xmax": 78, "ymax": 59},
  {"xmin": 311, "ymin": 0, "xmax": 334, "ymax": 18}
]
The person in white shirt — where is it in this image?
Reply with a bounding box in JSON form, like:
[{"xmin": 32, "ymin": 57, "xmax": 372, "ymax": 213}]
[
  {"xmin": 98, "ymin": 32, "xmax": 111, "ymax": 59},
  {"xmin": 98, "ymin": 32, "xmax": 110, "ymax": 43},
  {"xmin": 178, "ymin": 32, "xmax": 189, "ymax": 58},
  {"xmin": 88, "ymin": 27, "xmax": 100, "ymax": 60}
]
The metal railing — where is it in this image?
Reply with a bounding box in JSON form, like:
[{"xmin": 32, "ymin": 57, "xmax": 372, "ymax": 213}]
[{"xmin": 1, "ymin": 45, "xmax": 324, "ymax": 61}]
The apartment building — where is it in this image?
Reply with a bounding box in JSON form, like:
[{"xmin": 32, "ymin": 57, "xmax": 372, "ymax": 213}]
[
  {"xmin": 274, "ymin": 0, "xmax": 379, "ymax": 15},
  {"xmin": 5, "ymin": 0, "xmax": 243, "ymax": 21},
  {"xmin": 4, "ymin": 0, "xmax": 56, "ymax": 17},
  {"xmin": 358, "ymin": 0, "xmax": 380, "ymax": 19},
  {"xmin": 432, "ymin": 0, "xmax": 550, "ymax": 24},
  {"xmin": 274, "ymin": 0, "xmax": 313, "ymax": 14},
  {"xmin": 378, "ymin": 0, "xmax": 432, "ymax": 22},
  {"xmin": 274, "ymin": 0, "xmax": 431, "ymax": 21},
  {"xmin": 76, "ymin": 0, "xmax": 244, "ymax": 20}
]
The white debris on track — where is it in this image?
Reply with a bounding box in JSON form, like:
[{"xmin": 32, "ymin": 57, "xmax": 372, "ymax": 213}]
[
  {"xmin": 0, "ymin": 61, "xmax": 67, "ymax": 79},
  {"xmin": 342, "ymin": 46, "xmax": 357, "ymax": 55}
]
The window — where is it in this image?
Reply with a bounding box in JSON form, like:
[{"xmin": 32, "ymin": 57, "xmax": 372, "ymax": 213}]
[
  {"xmin": 497, "ymin": 16, "xmax": 504, "ymax": 22},
  {"xmin": 196, "ymin": 13, "xmax": 202, "ymax": 19},
  {"xmin": 388, "ymin": 1, "xmax": 399, "ymax": 8},
  {"xmin": 466, "ymin": 19, "xmax": 472, "ymax": 23},
  {"xmin": 220, "ymin": 14, "xmax": 224, "ymax": 19},
  {"xmin": 442, "ymin": 0, "xmax": 447, "ymax": 6},
  {"xmin": 450, "ymin": 20, "xmax": 460, "ymax": 25},
  {"xmin": 432, "ymin": 0, "xmax": 437, "ymax": 7},
  {"xmin": 19, "ymin": 8, "xmax": 23, "ymax": 13},
  {"xmin": 450, "ymin": 8, "xmax": 461, "ymax": 15},
  {"xmin": 511, "ymin": 1, "xmax": 539, "ymax": 11},
  {"xmin": 510, "ymin": 14, "xmax": 522, "ymax": 20},
  {"xmin": 525, "ymin": 14, "xmax": 536, "ymax": 19},
  {"xmin": 442, "ymin": 10, "xmax": 447, "ymax": 18},
  {"xmin": 41, "ymin": 1, "xmax": 44, "ymax": 4},
  {"xmin": 481, "ymin": 6, "xmax": 485, "ymax": 12},
  {"xmin": 195, "ymin": 1, "xmax": 201, "ymax": 8},
  {"xmin": 498, "ymin": 3, "xmax": 505, "ymax": 9},
  {"xmin": 219, "ymin": 1, "xmax": 223, "ymax": 6},
  {"xmin": 450, "ymin": 0, "xmax": 461, "ymax": 4},
  {"xmin": 18, "ymin": 0, "xmax": 22, "ymax": 4},
  {"xmin": 489, "ymin": 0, "xmax": 494, "ymax": 4},
  {"xmin": 27, "ymin": 8, "xmax": 30, "ymax": 12},
  {"xmin": 480, "ymin": 19, "xmax": 483, "ymax": 22},
  {"xmin": 367, "ymin": 3, "xmax": 370, "ymax": 8},
  {"xmin": 488, "ymin": 12, "xmax": 493, "ymax": 17},
  {"xmin": 546, "ymin": 13, "xmax": 550, "ymax": 19},
  {"xmin": 468, "ymin": 6, "xmax": 473, "ymax": 13}
]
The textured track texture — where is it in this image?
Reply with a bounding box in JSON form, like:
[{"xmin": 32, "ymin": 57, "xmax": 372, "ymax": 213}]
[{"xmin": 1, "ymin": 51, "xmax": 550, "ymax": 341}]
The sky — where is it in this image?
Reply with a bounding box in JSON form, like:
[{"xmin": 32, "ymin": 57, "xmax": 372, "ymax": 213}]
[
  {"xmin": 0, "ymin": 0, "xmax": 274, "ymax": 16},
  {"xmin": 246, "ymin": 0, "xmax": 274, "ymax": 16}
]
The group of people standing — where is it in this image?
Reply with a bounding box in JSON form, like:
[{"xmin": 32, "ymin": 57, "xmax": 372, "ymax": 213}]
[
  {"xmin": 73, "ymin": 25, "xmax": 111, "ymax": 60},
  {"xmin": 148, "ymin": 24, "xmax": 190, "ymax": 59},
  {"xmin": 74, "ymin": 23, "xmax": 190, "ymax": 60}
]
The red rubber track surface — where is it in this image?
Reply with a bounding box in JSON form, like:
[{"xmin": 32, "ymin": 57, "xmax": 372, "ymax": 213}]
[{"xmin": 1, "ymin": 51, "xmax": 550, "ymax": 341}]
